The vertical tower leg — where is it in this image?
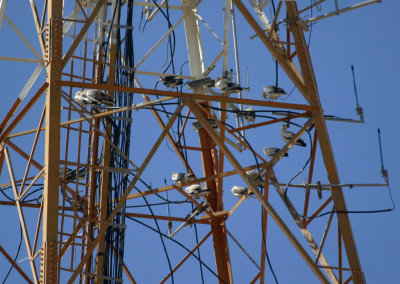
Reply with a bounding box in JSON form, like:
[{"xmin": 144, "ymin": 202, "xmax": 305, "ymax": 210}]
[
  {"xmin": 182, "ymin": 0, "xmax": 232, "ymax": 282},
  {"xmin": 42, "ymin": 0, "xmax": 63, "ymax": 282}
]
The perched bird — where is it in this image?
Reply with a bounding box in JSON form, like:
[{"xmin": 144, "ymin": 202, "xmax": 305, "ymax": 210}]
[
  {"xmin": 262, "ymin": 86, "xmax": 286, "ymax": 100},
  {"xmin": 215, "ymin": 78, "xmax": 243, "ymax": 93},
  {"xmin": 184, "ymin": 184, "xmax": 211, "ymax": 198},
  {"xmin": 59, "ymin": 167, "xmax": 86, "ymax": 182},
  {"xmin": 244, "ymin": 107, "xmax": 256, "ymax": 123},
  {"xmin": 172, "ymin": 172, "xmax": 195, "ymax": 184},
  {"xmin": 74, "ymin": 89, "xmax": 114, "ymax": 105},
  {"xmin": 231, "ymin": 185, "xmax": 254, "ymax": 198},
  {"xmin": 246, "ymin": 170, "xmax": 265, "ymax": 187},
  {"xmin": 159, "ymin": 75, "xmax": 183, "ymax": 88},
  {"xmin": 263, "ymin": 147, "xmax": 288, "ymax": 158},
  {"xmin": 281, "ymin": 125, "xmax": 307, "ymax": 147}
]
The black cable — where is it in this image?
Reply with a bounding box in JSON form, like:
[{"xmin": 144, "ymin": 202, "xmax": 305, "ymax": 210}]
[
  {"xmin": 191, "ymin": 203, "xmax": 205, "ymax": 283},
  {"xmin": 305, "ymin": 183, "xmax": 395, "ymax": 219},
  {"xmin": 2, "ymin": 225, "xmax": 23, "ymax": 284},
  {"xmin": 151, "ymin": 0, "xmax": 176, "ymax": 74},
  {"xmin": 283, "ymin": 122, "xmax": 313, "ymax": 202},
  {"xmin": 261, "ymin": 210, "xmax": 278, "ymax": 284},
  {"xmin": 270, "ymin": 0, "xmax": 279, "ymax": 87},
  {"xmin": 133, "ymin": 185, "xmax": 175, "ymax": 284},
  {"xmin": 127, "ymin": 217, "xmax": 226, "ymax": 283},
  {"xmin": 307, "ymin": 0, "xmax": 314, "ymax": 48}
]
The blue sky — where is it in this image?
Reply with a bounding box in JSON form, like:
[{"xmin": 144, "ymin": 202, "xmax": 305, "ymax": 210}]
[{"xmin": 0, "ymin": 1, "xmax": 398, "ymax": 283}]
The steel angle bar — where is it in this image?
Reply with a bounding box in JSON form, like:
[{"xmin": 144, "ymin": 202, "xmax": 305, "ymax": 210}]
[
  {"xmin": 285, "ymin": 2, "xmax": 365, "ymax": 282},
  {"xmin": 134, "ymin": 16, "xmax": 184, "ymax": 70},
  {"xmin": 4, "ymin": 15, "xmax": 42, "ymax": 60},
  {"xmin": 133, "ymin": 1, "xmax": 182, "ymax": 10},
  {"xmin": 0, "ymin": 56, "xmax": 40, "ymax": 63},
  {"xmin": 0, "ymin": 83, "xmax": 48, "ymax": 143},
  {"xmin": 160, "ymin": 231, "xmax": 212, "ymax": 284},
  {"xmin": 0, "ymin": 245, "xmax": 33, "ymax": 284},
  {"xmin": 0, "ymin": 0, "xmax": 7, "ymax": 32},
  {"xmin": 66, "ymin": 104, "xmax": 183, "ymax": 283},
  {"xmin": 133, "ymin": 78, "xmax": 196, "ymax": 174},
  {"xmin": 232, "ymin": 0, "xmax": 308, "ymax": 99},
  {"xmin": 315, "ymin": 210, "xmax": 335, "ymax": 264},
  {"xmin": 267, "ymin": 169, "xmax": 338, "ymax": 283},
  {"xmin": 63, "ymin": 0, "xmax": 87, "ymax": 35},
  {"xmin": 29, "ymin": 0, "xmax": 46, "ymax": 57},
  {"xmin": 305, "ymin": 0, "xmax": 381, "ymax": 24},
  {"xmin": 4, "ymin": 147, "xmax": 39, "ymax": 283},
  {"xmin": 193, "ymin": 11, "xmax": 223, "ymax": 45},
  {"xmin": 58, "ymin": 81, "xmax": 316, "ymax": 111},
  {"xmin": 226, "ymin": 229, "xmax": 261, "ymax": 270},
  {"xmin": 18, "ymin": 62, "xmax": 45, "ymax": 101},
  {"xmin": 62, "ymin": 0, "xmax": 108, "ymax": 68},
  {"xmin": 184, "ymin": 96, "xmax": 329, "ymax": 283}
]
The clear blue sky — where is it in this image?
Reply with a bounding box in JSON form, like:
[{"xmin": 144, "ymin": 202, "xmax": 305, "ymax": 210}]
[{"xmin": 0, "ymin": 1, "xmax": 398, "ymax": 283}]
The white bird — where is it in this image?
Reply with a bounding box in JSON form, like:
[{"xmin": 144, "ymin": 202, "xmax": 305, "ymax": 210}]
[
  {"xmin": 184, "ymin": 184, "xmax": 211, "ymax": 198},
  {"xmin": 281, "ymin": 125, "xmax": 307, "ymax": 147},
  {"xmin": 215, "ymin": 78, "xmax": 243, "ymax": 93},
  {"xmin": 231, "ymin": 185, "xmax": 254, "ymax": 198},
  {"xmin": 172, "ymin": 172, "xmax": 195, "ymax": 184},
  {"xmin": 263, "ymin": 147, "xmax": 288, "ymax": 158},
  {"xmin": 262, "ymin": 86, "xmax": 286, "ymax": 100},
  {"xmin": 159, "ymin": 75, "xmax": 183, "ymax": 88},
  {"xmin": 74, "ymin": 89, "xmax": 114, "ymax": 105},
  {"xmin": 246, "ymin": 170, "xmax": 265, "ymax": 187},
  {"xmin": 244, "ymin": 107, "xmax": 256, "ymax": 123}
]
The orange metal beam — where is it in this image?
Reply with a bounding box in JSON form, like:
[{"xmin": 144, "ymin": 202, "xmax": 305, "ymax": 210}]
[
  {"xmin": 285, "ymin": 3, "xmax": 365, "ymax": 282},
  {"xmin": 197, "ymin": 106, "xmax": 233, "ymax": 283},
  {"xmin": 184, "ymin": 96, "xmax": 329, "ymax": 283},
  {"xmin": 56, "ymin": 81, "xmax": 315, "ymax": 112},
  {"xmin": 0, "ymin": 83, "xmax": 48, "ymax": 143},
  {"xmin": 0, "ymin": 245, "xmax": 34, "ymax": 284},
  {"xmin": 66, "ymin": 105, "xmax": 184, "ymax": 283}
]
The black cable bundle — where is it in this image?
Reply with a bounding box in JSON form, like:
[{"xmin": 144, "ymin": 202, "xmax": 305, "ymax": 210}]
[{"xmin": 101, "ymin": 0, "xmax": 135, "ymax": 282}]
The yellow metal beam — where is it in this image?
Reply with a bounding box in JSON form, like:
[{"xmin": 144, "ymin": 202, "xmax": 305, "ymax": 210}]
[{"xmin": 42, "ymin": 1, "xmax": 62, "ymax": 282}]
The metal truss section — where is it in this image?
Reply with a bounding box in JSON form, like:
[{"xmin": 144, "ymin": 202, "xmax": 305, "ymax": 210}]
[{"xmin": 0, "ymin": 0, "xmax": 384, "ymax": 283}]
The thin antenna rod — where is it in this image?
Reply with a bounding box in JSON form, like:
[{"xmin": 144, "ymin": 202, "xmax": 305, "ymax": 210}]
[
  {"xmin": 377, "ymin": 128, "xmax": 389, "ymax": 184},
  {"xmin": 351, "ymin": 65, "xmax": 364, "ymax": 121},
  {"xmin": 351, "ymin": 65, "xmax": 360, "ymax": 106},
  {"xmin": 377, "ymin": 128, "xmax": 385, "ymax": 170}
]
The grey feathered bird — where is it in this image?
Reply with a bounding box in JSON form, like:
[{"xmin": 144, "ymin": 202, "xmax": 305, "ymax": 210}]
[
  {"xmin": 215, "ymin": 78, "xmax": 243, "ymax": 93},
  {"xmin": 159, "ymin": 75, "xmax": 183, "ymax": 88},
  {"xmin": 244, "ymin": 107, "xmax": 256, "ymax": 123},
  {"xmin": 231, "ymin": 185, "xmax": 254, "ymax": 198},
  {"xmin": 184, "ymin": 184, "xmax": 211, "ymax": 198},
  {"xmin": 281, "ymin": 125, "xmax": 307, "ymax": 147},
  {"xmin": 172, "ymin": 172, "xmax": 195, "ymax": 184},
  {"xmin": 262, "ymin": 86, "xmax": 286, "ymax": 100},
  {"xmin": 74, "ymin": 89, "xmax": 113, "ymax": 105},
  {"xmin": 263, "ymin": 147, "xmax": 288, "ymax": 158},
  {"xmin": 246, "ymin": 170, "xmax": 265, "ymax": 187}
]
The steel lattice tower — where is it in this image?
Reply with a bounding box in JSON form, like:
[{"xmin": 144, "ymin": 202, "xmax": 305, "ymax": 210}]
[{"xmin": 0, "ymin": 0, "xmax": 384, "ymax": 283}]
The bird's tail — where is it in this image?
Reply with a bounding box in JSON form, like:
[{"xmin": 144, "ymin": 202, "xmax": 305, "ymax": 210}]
[{"xmin": 297, "ymin": 139, "xmax": 307, "ymax": 147}]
